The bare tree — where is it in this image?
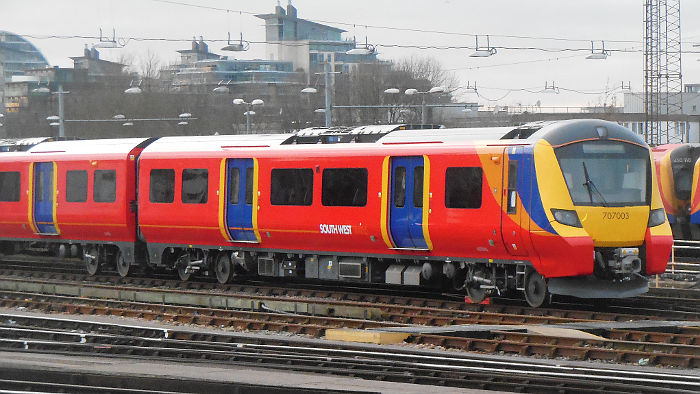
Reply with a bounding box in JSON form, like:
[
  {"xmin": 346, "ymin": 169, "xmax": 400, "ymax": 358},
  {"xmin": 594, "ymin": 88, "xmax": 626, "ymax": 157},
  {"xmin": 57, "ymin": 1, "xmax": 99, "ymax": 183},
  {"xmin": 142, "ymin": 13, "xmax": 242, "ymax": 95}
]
[
  {"xmin": 140, "ymin": 50, "xmax": 162, "ymax": 80},
  {"xmin": 329, "ymin": 56, "xmax": 458, "ymax": 125},
  {"xmin": 394, "ymin": 55, "xmax": 459, "ymax": 92}
]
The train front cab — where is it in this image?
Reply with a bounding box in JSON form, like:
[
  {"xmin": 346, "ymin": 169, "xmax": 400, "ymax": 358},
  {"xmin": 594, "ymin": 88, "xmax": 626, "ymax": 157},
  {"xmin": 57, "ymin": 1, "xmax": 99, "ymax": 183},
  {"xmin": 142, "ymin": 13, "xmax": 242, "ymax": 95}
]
[
  {"xmin": 530, "ymin": 121, "xmax": 672, "ymax": 301},
  {"xmin": 654, "ymin": 143, "xmax": 700, "ymax": 240}
]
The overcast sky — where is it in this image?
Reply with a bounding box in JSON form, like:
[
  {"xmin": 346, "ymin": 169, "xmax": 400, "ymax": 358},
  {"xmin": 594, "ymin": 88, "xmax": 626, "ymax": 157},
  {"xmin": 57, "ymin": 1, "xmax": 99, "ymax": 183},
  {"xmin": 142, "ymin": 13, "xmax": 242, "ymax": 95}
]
[{"xmin": 4, "ymin": 0, "xmax": 700, "ymax": 108}]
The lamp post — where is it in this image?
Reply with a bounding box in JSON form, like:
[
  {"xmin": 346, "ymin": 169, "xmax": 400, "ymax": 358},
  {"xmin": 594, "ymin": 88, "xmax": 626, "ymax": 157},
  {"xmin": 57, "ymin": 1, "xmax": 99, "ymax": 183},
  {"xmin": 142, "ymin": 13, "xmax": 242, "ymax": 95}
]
[
  {"xmin": 383, "ymin": 88, "xmax": 400, "ymax": 123},
  {"xmin": 34, "ymin": 84, "xmax": 69, "ymax": 138},
  {"xmin": 300, "ymin": 87, "xmax": 317, "ymax": 127},
  {"xmin": 404, "ymin": 86, "xmax": 445, "ymax": 124},
  {"xmin": 301, "ymin": 63, "xmax": 341, "ymax": 127},
  {"xmin": 233, "ymin": 98, "xmax": 264, "ymax": 134}
]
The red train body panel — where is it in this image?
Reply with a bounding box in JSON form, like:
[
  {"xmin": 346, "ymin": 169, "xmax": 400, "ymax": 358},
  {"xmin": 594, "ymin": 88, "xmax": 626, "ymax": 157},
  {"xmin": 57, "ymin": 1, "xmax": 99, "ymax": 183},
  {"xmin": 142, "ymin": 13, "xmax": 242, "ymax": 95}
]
[
  {"xmin": 0, "ymin": 121, "xmax": 672, "ymax": 306},
  {"xmin": 0, "ymin": 139, "xmax": 149, "ymax": 254}
]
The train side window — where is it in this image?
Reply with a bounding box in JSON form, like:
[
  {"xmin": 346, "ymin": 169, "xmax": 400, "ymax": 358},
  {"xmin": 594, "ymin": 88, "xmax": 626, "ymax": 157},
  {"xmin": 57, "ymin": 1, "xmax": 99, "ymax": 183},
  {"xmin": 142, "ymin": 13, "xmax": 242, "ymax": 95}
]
[
  {"xmin": 229, "ymin": 168, "xmax": 240, "ymax": 204},
  {"xmin": 149, "ymin": 169, "xmax": 175, "ymax": 203},
  {"xmin": 270, "ymin": 168, "xmax": 313, "ymax": 206},
  {"xmin": 66, "ymin": 170, "xmax": 87, "ymax": 202},
  {"xmin": 36, "ymin": 170, "xmax": 44, "ymax": 202},
  {"xmin": 182, "ymin": 169, "xmax": 208, "ymax": 204},
  {"xmin": 445, "ymin": 167, "xmax": 483, "ymax": 209},
  {"xmin": 0, "ymin": 171, "xmax": 20, "ymax": 202},
  {"xmin": 245, "ymin": 167, "xmax": 254, "ymax": 205},
  {"xmin": 413, "ymin": 166, "xmax": 424, "ymax": 208},
  {"xmin": 393, "ymin": 166, "xmax": 406, "ymax": 208},
  {"xmin": 322, "ymin": 168, "xmax": 367, "ymax": 207},
  {"xmin": 94, "ymin": 170, "xmax": 116, "ymax": 203},
  {"xmin": 507, "ymin": 161, "xmax": 518, "ymax": 214}
]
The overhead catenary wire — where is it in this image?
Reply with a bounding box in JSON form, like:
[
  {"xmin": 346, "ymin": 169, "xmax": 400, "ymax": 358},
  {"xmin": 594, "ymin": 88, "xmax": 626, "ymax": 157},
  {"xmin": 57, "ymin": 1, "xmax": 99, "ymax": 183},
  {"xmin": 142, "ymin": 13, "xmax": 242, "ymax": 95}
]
[
  {"xmin": 453, "ymin": 83, "xmax": 628, "ymax": 102},
  {"xmin": 17, "ymin": 33, "xmax": 700, "ymax": 55},
  {"xmin": 149, "ymin": 0, "xmax": 700, "ymax": 46}
]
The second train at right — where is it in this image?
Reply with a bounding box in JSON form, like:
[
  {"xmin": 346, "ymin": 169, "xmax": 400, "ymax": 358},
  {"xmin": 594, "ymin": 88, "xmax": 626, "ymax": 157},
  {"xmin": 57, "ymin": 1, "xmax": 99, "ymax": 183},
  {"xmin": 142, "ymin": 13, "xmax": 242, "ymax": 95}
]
[{"xmin": 653, "ymin": 143, "xmax": 700, "ymax": 240}]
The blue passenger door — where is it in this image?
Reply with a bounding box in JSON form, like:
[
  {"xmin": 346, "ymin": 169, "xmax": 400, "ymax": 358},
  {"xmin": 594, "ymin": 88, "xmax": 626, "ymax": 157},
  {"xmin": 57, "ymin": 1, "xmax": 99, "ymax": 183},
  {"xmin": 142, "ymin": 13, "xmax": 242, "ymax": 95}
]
[
  {"xmin": 33, "ymin": 162, "xmax": 59, "ymax": 235},
  {"xmin": 389, "ymin": 156, "xmax": 428, "ymax": 249},
  {"xmin": 225, "ymin": 158, "xmax": 257, "ymax": 242}
]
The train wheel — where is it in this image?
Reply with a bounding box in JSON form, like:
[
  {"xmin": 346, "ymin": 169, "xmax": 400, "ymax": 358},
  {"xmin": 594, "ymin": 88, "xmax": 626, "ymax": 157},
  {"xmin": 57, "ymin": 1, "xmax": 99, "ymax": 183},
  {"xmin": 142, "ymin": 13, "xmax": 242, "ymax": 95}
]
[
  {"xmin": 115, "ymin": 251, "xmax": 130, "ymax": 278},
  {"xmin": 176, "ymin": 253, "xmax": 192, "ymax": 281},
  {"xmin": 84, "ymin": 245, "xmax": 101, "ymax": 276},
  {"xmin": 177, "ymin": 265, "xmax": 191, "ymax": 281},
  {"xmin": 466, "ymin": 284, "xmax": 487, "ymax": 304},
  {"xmin": 465, "ymin": 266, "xmax": 488, "ymax": 303},
  {"xmin": 214, "ymin": 253, "xmax": 233, "ymax": 284},
  {"xmin": 524, "ymin": 268, "xmax": 548, "ymax": 308}
]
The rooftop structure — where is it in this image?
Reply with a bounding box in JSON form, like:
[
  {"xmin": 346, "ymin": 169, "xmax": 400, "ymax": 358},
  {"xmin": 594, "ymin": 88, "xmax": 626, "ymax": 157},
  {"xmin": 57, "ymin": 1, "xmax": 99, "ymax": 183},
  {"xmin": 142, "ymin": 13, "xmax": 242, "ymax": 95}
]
[
  {"xmin": 177, "ymin": 37, "xmax": 220, "ymax": 67},
  {"xmin": 69, "ymin": 45, "xmax": 126, "ymax": 80},
  {"xmin": 0, "ymin": 31, "xmax": 49, "ymax": 80},
  {"xmin": 255, "ymin": 2, "xmax": 379, "ymax": 82},
  {"xmin": 172, "ymin": 58, "xmax": 302, "ymax": 89},
  {"xmin": 0, "ymin": 31, "xmax": 49, "ymax": 109},
  {"xmin": 255, "ymin": 3, "xmax": 345, "ymax": 42}
]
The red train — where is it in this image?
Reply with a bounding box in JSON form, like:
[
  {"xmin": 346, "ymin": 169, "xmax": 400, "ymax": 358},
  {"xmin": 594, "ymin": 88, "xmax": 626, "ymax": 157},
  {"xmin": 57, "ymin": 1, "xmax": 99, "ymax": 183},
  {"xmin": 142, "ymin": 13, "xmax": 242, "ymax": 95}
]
[
  {"xmin": 653, "ymin": 143, "xmax": 700, "ymax": 240},
  {"xmin": 0, "ymin": 120, "xmax": 672, "ymax": 307}
]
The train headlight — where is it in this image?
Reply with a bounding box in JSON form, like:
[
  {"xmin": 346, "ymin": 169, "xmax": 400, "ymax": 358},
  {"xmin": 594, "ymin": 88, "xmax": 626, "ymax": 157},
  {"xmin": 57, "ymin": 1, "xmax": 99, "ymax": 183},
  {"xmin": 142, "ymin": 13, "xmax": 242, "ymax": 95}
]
[
  {"xmin": 551, "ymin": 209, "xmax": 582, "ymax": 228},
  {"xmin": 648, "ymin": 208, "xmax": 667, "ymax": 227}
]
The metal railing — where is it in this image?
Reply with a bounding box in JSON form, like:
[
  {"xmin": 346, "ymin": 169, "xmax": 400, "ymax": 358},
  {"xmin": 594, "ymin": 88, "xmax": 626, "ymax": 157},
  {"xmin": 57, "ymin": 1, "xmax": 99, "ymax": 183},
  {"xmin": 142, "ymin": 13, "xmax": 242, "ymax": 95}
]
[
  {"xmin": 668, "ymin": 240, "xmax": 700, "ymax": 275},
  {"xmin": 651, "ymin": 240, "xmax": 700, "ymax": 288}
]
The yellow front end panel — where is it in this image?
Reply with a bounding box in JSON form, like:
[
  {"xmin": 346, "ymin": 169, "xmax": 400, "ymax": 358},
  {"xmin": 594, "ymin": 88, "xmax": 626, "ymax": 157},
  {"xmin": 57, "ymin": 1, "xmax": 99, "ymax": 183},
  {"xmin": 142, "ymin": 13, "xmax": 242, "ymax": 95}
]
[
  {"xmin": 575, "ymin": 206, "xmax": 648, "ymax": 247},
  {"xmin": 533, "ymin": 141, "xmax": 589, "ymax": 238}
]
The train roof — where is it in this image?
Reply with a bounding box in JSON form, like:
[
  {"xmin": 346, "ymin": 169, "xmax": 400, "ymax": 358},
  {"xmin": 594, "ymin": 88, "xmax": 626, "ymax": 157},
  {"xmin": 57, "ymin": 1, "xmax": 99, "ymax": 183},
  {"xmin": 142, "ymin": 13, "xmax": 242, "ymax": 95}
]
[
  {"xmin": 143, "ymin": 134, "xmax": 295, "ymax": 153},
  {"xmin": 141, "ymin": 123, "xmax": 542, "ymax": 153},
  {"xmin": 11, "ymin": 119, "xmax": 647, "ymax": 158},
  {"xmin": 143, "ymin": 120, "xmax": 639, "ymax": 153},
  {"xmin": 24, "ymin": 137, "xmax": 152, "ymax": 155},
  {"xmin": 0, "ymin": 137, "xmax": 80, "ymax": 152},
  {"xmin": 529, "ymin": 119, "xmax": 647, "ymax": 147}
]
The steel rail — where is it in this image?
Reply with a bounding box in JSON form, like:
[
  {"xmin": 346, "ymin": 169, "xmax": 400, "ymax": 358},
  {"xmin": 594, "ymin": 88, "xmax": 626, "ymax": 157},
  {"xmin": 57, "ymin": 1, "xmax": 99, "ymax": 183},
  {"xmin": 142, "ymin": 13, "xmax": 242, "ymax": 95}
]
[
  {"xmin": 0, "ymin": 287, "xmax": 698, "ymax": 367},
  {"xmin": 1, "ymin": 264, "xmax": 696, "ymax": 322},
  {"xmin": 0, "ymin": 315, "xmax": 698, "ymax": 393}
]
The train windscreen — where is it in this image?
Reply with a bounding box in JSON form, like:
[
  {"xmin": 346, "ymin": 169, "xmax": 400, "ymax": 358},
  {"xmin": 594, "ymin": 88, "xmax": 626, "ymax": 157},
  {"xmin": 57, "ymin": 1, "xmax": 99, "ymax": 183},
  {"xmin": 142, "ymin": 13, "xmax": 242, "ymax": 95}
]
[{"xmin": 555, "ymin": 141, "xmax": 651, "ymax": 207}]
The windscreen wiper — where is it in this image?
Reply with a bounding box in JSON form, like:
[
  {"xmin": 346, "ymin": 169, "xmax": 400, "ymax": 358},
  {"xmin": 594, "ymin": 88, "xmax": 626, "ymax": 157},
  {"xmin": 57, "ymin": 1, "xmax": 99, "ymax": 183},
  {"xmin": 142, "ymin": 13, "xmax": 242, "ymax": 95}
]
[{"xmin": 582, "ymin": 161, "xmax": 608, "ymax": 207}]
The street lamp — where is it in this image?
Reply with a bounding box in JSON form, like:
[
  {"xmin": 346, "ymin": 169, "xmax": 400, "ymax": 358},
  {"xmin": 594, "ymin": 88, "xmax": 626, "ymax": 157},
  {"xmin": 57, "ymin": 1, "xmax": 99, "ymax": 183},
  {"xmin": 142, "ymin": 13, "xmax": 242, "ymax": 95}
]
[
  {"xmin": 124, "ymin": 86, "xmax": 142, "ymax": 94},
  {"xmin": 233, "ymin": 98, "xmax": 264, "ymax": 134},
  {"xmin": 124, "ymin": 80, "xmax": 142, "ymax": 95},
  {"xmin": 302, "ymin": 63, "xmax": 339, "ymax": 127},
  {"xmin": 213, "ymin": 80, "xmax": 231, "ymax": 94},
  {"xmin": 178, "ymin": 112, "xmax": 192, "ymax": 126},
  {"xmin": 46, "ymin": 115, "xmax": 61, "ymax": 129},
  {"xmin": 35, "ymin": 84, "xmax": 69, "ymax": 137},
  {"xmin": 404, "ymin": 86, "xmax": 445, "ymax": 124},
  {"xmin": 383, "ymin": 88, "xmax": 401, "ymax": 123}
]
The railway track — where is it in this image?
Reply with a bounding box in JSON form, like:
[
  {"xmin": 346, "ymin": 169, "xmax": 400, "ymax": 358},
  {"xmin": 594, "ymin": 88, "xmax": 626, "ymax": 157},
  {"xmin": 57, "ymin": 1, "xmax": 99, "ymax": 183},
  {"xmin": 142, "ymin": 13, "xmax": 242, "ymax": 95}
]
[
  {"xmin": 0, "ymin": 266, "xmax": 697, "ymax": 324},
  {"xmin": 1, "ymin": 313, "xmax": 698, "ymax": 393},
  {"xmin": 1, "ymin": 255, "xmax": 698, "ymax": 321},
  {"xmin": 0, "ymin": 277, "xmax": 698, "ymax": 368},
  {"xmin": 0, "ymin": 256, "xmax": 698, "ymax": 370}
]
